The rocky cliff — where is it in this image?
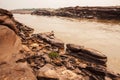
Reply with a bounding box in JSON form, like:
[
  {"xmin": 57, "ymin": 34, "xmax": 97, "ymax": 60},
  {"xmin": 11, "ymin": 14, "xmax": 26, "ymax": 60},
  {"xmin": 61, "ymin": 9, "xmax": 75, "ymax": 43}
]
[
  {"xmin": 31, "ymin": 6, "xmax": 120, "ymax": 20},
  {"xmin": 0, "ymin": 8, "xmax": 120, "ymax": 80}
]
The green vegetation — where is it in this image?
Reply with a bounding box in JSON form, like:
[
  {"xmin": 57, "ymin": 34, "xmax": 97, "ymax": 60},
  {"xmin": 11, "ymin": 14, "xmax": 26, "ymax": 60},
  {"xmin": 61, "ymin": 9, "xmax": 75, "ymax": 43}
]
[{"xmin": 48, "ymin": 52, "xmax": 60, "ymax": 59}]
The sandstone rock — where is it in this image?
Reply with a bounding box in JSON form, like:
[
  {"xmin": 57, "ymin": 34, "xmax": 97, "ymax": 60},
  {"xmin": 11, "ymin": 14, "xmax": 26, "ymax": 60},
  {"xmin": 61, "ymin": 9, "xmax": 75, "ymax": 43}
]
[
  {"xmin": 0, "ymin": 8, "xmax": 33, "ymax": 38},
  {"xmin": 38, "ymin": 32, "xmax": 64, "ymax": 49},
  {"xmin": 66, "ymin": 44, "xmax": 84, "ymax": 52},
  {"xmin": 67, "ymin": 44, "xmax": 107, "ymax": 59},
  {"xmin": 80, "ymin": 48, "xmax": 107, "ymax": 59},
  {"xmin": 66, "ymin": 44, "xmax": 107, "ymax": 65},
  {"xmin": 37, "ymin": 64, "xmax": 59, "ymax": 80},
  {"xmin": 0, "ymin": 62, "xmax": 37, "ymax": 80},
  {"xmin": 0, "ymin": 25, "xmax": 21, "ymax": 62},
  {"xmin": 0, "ymin": 8, "xmax": 36, "ymax": 80},
  {"xmin": 0, "ymin": 8, "xmax": 18, "ymax": 33},
  {"xmin": 61, "ymin": 70, "xmax": 83, "ymax": 80}
]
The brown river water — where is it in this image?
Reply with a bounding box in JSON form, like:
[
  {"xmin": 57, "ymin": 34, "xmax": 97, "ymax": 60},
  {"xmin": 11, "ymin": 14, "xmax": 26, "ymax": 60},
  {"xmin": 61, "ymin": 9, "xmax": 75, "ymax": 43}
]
[{"xmin": 14, "ymin": 14, "xmax": 120, "ymax": 73}]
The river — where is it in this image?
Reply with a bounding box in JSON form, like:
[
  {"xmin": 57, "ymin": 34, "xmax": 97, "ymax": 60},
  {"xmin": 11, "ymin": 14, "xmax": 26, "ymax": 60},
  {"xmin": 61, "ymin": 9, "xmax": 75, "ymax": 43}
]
[{"xmin": 14, "ymin": 14, "xmax": 120, "ymax": 73}]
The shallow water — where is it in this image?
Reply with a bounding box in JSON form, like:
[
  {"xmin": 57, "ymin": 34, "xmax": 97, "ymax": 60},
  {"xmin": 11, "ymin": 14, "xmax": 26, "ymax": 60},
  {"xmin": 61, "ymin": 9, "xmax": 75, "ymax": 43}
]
[{"xmin": 14, "ymin": 14, "xmax": 120, "ymax": 73}]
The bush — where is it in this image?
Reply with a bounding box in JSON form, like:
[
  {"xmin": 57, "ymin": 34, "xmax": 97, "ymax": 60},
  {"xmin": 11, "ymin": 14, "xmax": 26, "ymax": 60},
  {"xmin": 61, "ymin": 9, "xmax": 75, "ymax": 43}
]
[{"xmin": 48, "ymin": 52, "xmax": 59, "ymax": 59}]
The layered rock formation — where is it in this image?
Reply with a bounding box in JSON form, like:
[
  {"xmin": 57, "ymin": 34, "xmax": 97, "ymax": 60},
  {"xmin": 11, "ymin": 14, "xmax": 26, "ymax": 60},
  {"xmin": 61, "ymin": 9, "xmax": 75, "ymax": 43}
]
[
  {"xmin": 31, "ymin": 6, "xmax": 120, "ymax": 20},
  {"xmin": 0, "ymin": 8, "xmax": 120, "ymax": 80},
  {"xmin": 0, "ymin": 8, "xmax": 36, "ymax": 80},
  {"xmin": 0, "ymin": 9, "xmax": 21, "ymax": 62}
]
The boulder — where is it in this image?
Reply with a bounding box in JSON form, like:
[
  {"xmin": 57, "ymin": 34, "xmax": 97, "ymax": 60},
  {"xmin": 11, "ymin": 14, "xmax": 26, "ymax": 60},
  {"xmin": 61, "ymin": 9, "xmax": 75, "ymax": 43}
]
[
  {"xmin": 37, "ymin": 64, "xmax": 83, "ymax": 80},
  {"xmin": 66, "ymin": 44, "xmax": 84, "ymax": 52},
  {"xmin": 66, "ymin": 44, "xmax": 107, "ymax": 65},
  {"xmin": 0, "ymin": 62, "xmax": 37, "ymax": 80},
  {"xmin": 0, "ymin": 25, "xmax": 21, "ymax": 62},
  {"xmin": 67, "ymin": 44, "xmax": 107, "ymax": 59},
  {"xmin": 60, "ymin": 70, "xmax": 83, "ymax": 80},
  {"xmin": 38, "ymin": 32, "xmax": 64, "ymax": 49},
  {"xmin": 37, "ymin": 64, "xmax": 59, "ymax": 80},
  {"xmin": 80, "ymin": 48, "xmax": 107, "ymax": 59}
]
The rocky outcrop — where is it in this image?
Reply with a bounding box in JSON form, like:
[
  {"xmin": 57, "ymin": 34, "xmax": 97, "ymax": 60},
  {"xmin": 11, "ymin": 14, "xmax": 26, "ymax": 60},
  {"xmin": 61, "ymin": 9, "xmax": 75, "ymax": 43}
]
[
  {"xmin": 0, "ymin": 9, "xmax": 22, "ymax": 62},
  {"xmin": 37, "ymin": 64, "xmax": 83, "ymax": 80},
  {"xmin": 0, "ymin": 8, "xmax": 120, "ymax": 80},
  {"xmin": 0, "ymin": 9, "xmax": 18, "ymax": 33},
  {"xmin": 31, "ymin": 6, "xmax": 120, "ymax": 20},
  {"xmin": 0, "ymin": 62, "xmax": 36, "ymax": 80},
  {"xmin": 66, "ymin": 44, "xmax": 107, "ymax": 65},
  {"xmin": 37, "ymin": 32, "xmax": 64, "ymax": 50},
  {"xmin": 0, "ymin": 25, "xmax": 21, "ymax": 62},
  {"xmin": 18, "ymin": 31, "xmax": 120, "ymax": 80},
  {"xmin": 0, "ymin": 8, "xmax": 37, "ymax": 80}
]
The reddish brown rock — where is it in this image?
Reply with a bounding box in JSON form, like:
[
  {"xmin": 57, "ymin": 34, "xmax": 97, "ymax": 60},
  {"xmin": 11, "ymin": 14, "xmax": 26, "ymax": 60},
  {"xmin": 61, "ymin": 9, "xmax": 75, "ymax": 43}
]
[
  {"xmin": 0, "ymin": 25, "xmax": 21, "ymax": 62},
  {"xmin": 66, "ymin": 44, "xmax": 107, "ymax": 65},
  {"xmin": 37, "ymin": 32, "xmax": 64, "ymax": 51},
  {"xmin": 0, "ymin": 8, "xmax": 18, "ymax": 33},
  {"xmin": 0, "ymin": 8, "xmax": 36, "ymax": 80},
  {"xmin": 0, "ymin": 62, "xmax": 36, "ymax": 80}
]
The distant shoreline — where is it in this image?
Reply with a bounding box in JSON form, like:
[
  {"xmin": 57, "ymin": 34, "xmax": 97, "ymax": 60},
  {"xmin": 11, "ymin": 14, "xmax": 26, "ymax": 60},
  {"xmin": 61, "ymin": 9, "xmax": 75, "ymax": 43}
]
[{"xmin": 11, "ymin": 6, "xmax": 120, "ymax": 20}]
